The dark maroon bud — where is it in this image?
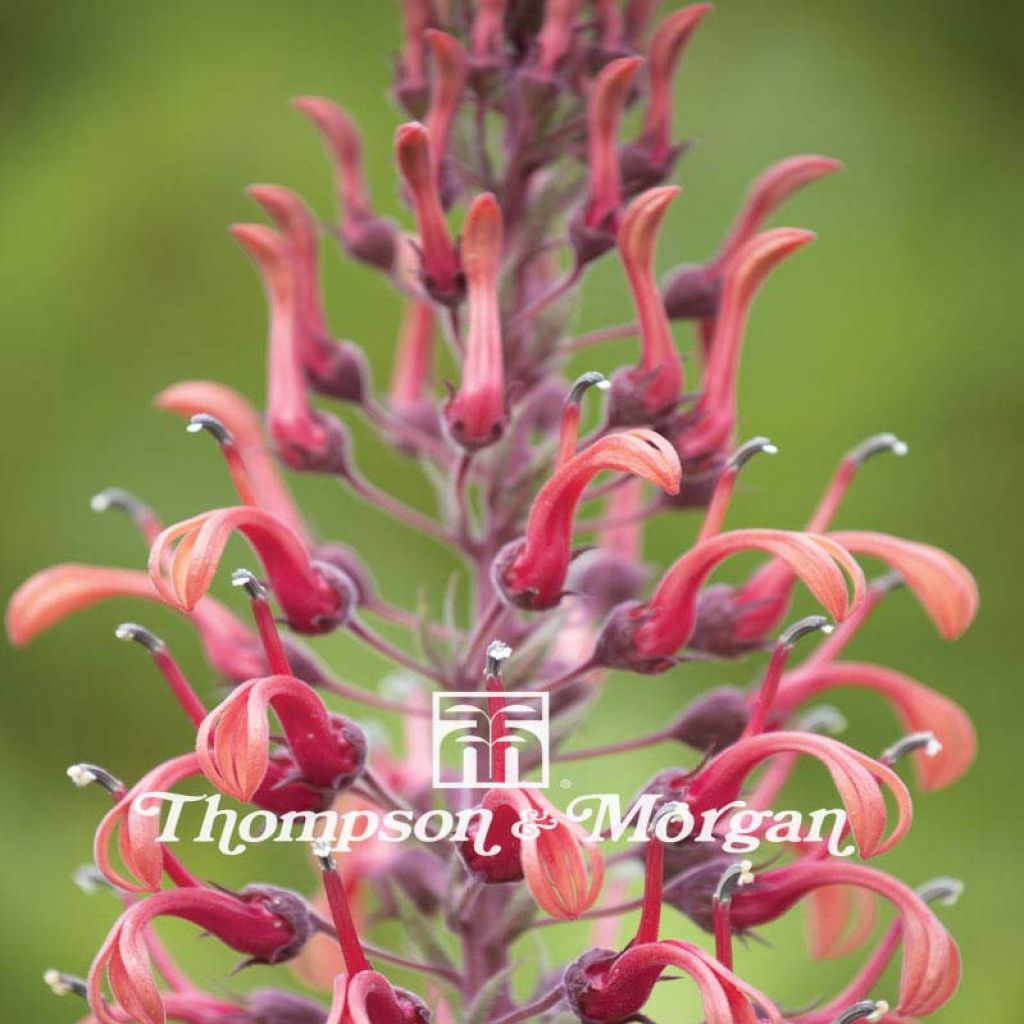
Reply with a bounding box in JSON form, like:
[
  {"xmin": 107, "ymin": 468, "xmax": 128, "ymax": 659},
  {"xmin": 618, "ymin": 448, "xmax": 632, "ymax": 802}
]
[
  {"xmin": 662, "ymin": 854, "xmax": 739, "ymax": 933},
  {"xmin": 570, "ymin": 549, "xmax": 649, "ymax": 618},
  {"xmin": 307, "ymin": 341, "xmax": 369, "ymax": 404},
  {"xmin": 312, "ymin": 543, "xmax": 378, "ymax": 606},
  {"xmin": 344, "ymin": 215, "xmax": 398, "ymax": 273},
  {"xmin": 325, "ymin": 713, "xmax": 369, "ymax": 790},
  {"xmin": 660, "ymin": 454, "xmax": 724, "ymax": 509},
  {"xmin": 277, "ymin": 411, "xmax": 352, "ymax": 476},
  {"xmin": 308, "ymin": 559, "xmax": 360, "ymax": 630},
  {"xmin": 660, "ymin": 833, "xmax": 725, "ymax": 879},
  {"xmin": 458, "ymin": 801, "xmax": 524, "ymax": 883},
  {"xmin": 685, "ymin": 582, "xmax": 750, "ymax": 657},
  {"xmin": 667, "ymin": 686, "xmax": 750, "ymax": 752},
  {"xmin": 569, "ymin": 212, "xmax": 618, "ymax": 267},
  {"xmin": 254, "ymin": 752, "xmax": 334, "ymax": 815},
  {"xmin": 619, "ymin": 139, "xmax": 690, "ymax": 197},
  {"xmin": 563, "ymin": 946, "xmax": 660, "ymax": 1024},
  {"xmin": 662, "ymin": 263, "xmax": 720, "ymax": 320},
  {"xmin": 249, "ymin": 988, "xmax": 328, "ymax": 1024},
  {"xmin": 606, "ymin": 366, "xmax": 677, "ymax": 427},
  {"xmin": 517, "ymin": 67, "xmax": 562, "ymax": 116},
  {"xmin": 239, "ymin": 885, "xmax": 317, "ymax": 963},
  {"xmin": 593, "ymin": 602, "xmax": 674, "ymax": 675}
]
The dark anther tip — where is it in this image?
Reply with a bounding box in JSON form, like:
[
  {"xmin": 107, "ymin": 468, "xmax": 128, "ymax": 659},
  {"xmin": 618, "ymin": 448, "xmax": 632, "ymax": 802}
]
[
  {"xmin": 780, "ymin": 614, "xmax": 832, "ymax": 649},
  {"xmin": 66, "ymin": 763, "xmax": 123, "ymax": 794},
  {"xmin": 72, "ymin": 864, "xmax": 114, "ymax": 895},
  {"xmin": 916, "ymin": 876, "xmax": 964, "ymax": 907},
  {"xmin": 831, "ymin": 999, "xmax": 889, "ymax": 1024},
  {"xmin": 187, "ymin": 413, "xmax": 234, "ymax": 446},
  {"xmin": 847, "ymin": 431, "xmax": 908, "ymax": 466},
  {"xmin": 312, "ymin": 838, "xmax": 336, "ymax": 872},
  {"xmin": 727, "ymin": 436, "xmax": 778, "ymax": 471},
  {"xmin": 485, "ymin": 639, "xmax": 513, "ymax": 678},
  {"xmin": 114, "ymin": 621, "xmax": 165, "ymax": 652},
  {"xmin": 43, "ymin": 970, "xmax": 87, "ymax": 999},
  {"xmin": 880, "ymin": 730, "xmax": 941, "ymax": 766},
  {"xmin": 231, "ymin": 568, "xmax": 267, "ymax": 600},
  {"xmin": 713, "ymin": 859, "xmax": 755, "ymax": 903},
  {"xmin": 89, "ymin": 487, "xmax": 154, "ymax": 524},
  {"xmin": 568, "ymin": 371, "xmax": 610, "ymax": 405},
  {"xmin": 797, "ymin": 704, "xmax": 847, "ymax": 737}
]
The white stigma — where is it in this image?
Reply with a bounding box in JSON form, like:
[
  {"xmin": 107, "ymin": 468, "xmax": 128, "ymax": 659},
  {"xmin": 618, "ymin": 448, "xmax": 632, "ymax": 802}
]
[
  {"xmin": 312, "ymin": 837, "xmax": 334, "ymax": 860},
  {"xmin": 486, "ymin": 639, "xmax": 512, "ymax": 663},
  {"xmin": 925, "ymin": 736, "xmax": 943, "ymax": 757},
  {"xmin": 737, "ymin": 860, "xmax": 755, "ymax": 887},
  {"xmin": 866, "ymin": 1000, "xmax": 889, "ymax": 1023},
  {"xmin": 66, "ymin": 764, "xmax": 96, "ymax": 788},
  {"xmin": 43, "ymin": 970, "xmax": 71, "ymax": 996}
]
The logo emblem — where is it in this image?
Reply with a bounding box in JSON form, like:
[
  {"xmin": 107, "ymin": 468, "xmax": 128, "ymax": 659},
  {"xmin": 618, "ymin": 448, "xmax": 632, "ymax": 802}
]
[{"xmin": 432, "ymin": 691, "xmax": 549, "ymax": 789}]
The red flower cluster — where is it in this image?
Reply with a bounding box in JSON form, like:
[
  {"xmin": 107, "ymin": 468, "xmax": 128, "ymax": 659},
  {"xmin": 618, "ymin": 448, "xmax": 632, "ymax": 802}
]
[{"xmin": 9, "ymin": 4, "xmax": 978, "ymax": 1024}]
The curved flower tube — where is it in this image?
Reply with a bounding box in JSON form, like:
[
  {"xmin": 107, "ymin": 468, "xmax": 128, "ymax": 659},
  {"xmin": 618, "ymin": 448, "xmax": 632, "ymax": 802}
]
[
  {"xmin": 148, "ymin": 506, "xmax": 352, "ymax": 633},
  {"xmin": 565, "ymin": 939, "xmax": 783, "ymax": 1024},
  {"xmin": 675, "ymin": 228, "xmax": 816, "ymax": 462},
  {"xmin": 87, "ymin": 887, "xmax": 313, "ymax": 1024},
  {"xmin": 663, "ymin": 155, "xmax": 842, "ymax": 330},
  {"xmin": 459, "ymin": 787, "xmax": 604, "ymax": 920},
  {"xmin": 494, "ymin": 429, "xmax": 681, "ymax": 609},
  {"xmin": 232, "ymin": 223, "xmax": 347, "ymax": 472},
  {"xmin": 94, "ymin": 754, "xmax": 200, "ymax": 893},
  {"xmin": 390, "ymin": 297, "xmax": 437, "ymax": 421},
  {"xmin": 576, "ymin": 56, "xmax": 642, "ymax": 253},
  {"xmin": 247, "ymin": 184, "xmax": 367, "ymax": 402},
  {"xmin": 806, "ymin": 882, "xmax": 879, "ymax": 960},
  {"xmin": 395, "ymin": 122, "xmax": 461, "ymax": 304},
  {"xmin": 535, "ymin": 0, "xmax": 583, "ymax": 76},
  {"xmin": 395, "ymin": 0, "xmax": 433, "ymax": 116},
  {"xmin": 5, "ymin": 563, "xmax": 267, "ymax": 681},
  {"xmin": 423, "ymin": 30, "xmax": 467, "ymax": 183},
  {"xmin": 196, "ymin": 674, "xmax": 365, "ymax": 802},
  {"xmin": 444, "ymin": 192, "xmax": 506, "ymax": 449},
  {"xmin": 775, "ymin": 661, "xmax": 976, "ymax": 791},
  {"xmin": 596, "ymin": 529, "xmax": 865, "ymax": 672},
  {"xmin": 634, "ymin": 4, "xmax": 712, "ymax": 166},
  {"xmin": 327, "ymin": 972, "xmax": 430, "ymax": 1024},
  {"xmin": 293, "ymin": 96, "xmax": 396, "ymax": 271},
  {"xmin": 683, "ymin": 730, "xmax": 912, "ymax": 858},
  {"xmin": 728, "ymin": 861, "xmax": 960, "ymax": 1017},
  {"xmin": 608, "ymin": 185, "xmax": 684, "ymax": 424},
  {"xmin": 155, "ymin": 380, "xmax": 306, "ymax": 537}
]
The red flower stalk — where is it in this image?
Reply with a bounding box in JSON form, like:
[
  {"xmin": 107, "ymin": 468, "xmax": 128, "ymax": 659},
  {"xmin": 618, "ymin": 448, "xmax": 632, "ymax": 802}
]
[
  {"xmin": 675, "ymin": 227, "xmax": 816, "ymax": 464},
  {"xmin": 630, "ymin": 4, "xmax": 712, "ymax": 171},
  {"xmin": 726, "ymin": 860, "xmax": 960, "ymax": 1017},
  {"xmin": 596, "ymin": 528, "xmax": 864, "ymax": 673},
  {"xmin": 247, "ymin": 184, "xmax": 367, "ymax": 402},
  {"xmin": 663, "ymin": 154, "xmax": 842, "ymax": 333},
  {"xmin": 775, "ymin": 661, "xmax": 976, "ymax": 791},
  {"xmin": 155, "ymin": 380, "xmax": 306, "ymax": 537},
  {"xmin": 5, "ymin": 563, "xmax": 267, "ymax": 682},
  {"xmin": 494, "ymin": 429, "xmax": 681, "ymax": 609},
  {"xmin": 196, "ymin": 674, "xmax": 366, "ymax": 802},
  {"xmin": 685, "ymin": 730, "xmax": 912, "ymax": 857},
  {"xmin": 607, "ymin": 185, "xmax": 684, "ymax": 424},
  {"xmin": 87, "ymin": 886, "xmax": 313, "ymax": 1024},
  {"xmin": 293, "ymin": 96, "xmax": 396, "ymax": 271},
  {"xmin": 574, "ymin": 56, "xmax": 642, "ymax": 257},
  {"xmin": 444, "ymin": 192, "xmax": 506, "ymax": 449},
  {"xmin": 423, "ymin": 30, "xmax": 467, "ymax": 184},
  {"xmin": 395, "ymin": 122, "xmax": 462, "ymax": 304},
  {"xmin": 232, "ymin": 223, "xmax": 348, "ymax": 472},
  {"xmin": 148, "ymin": 506, "xmax": 354, "ymax": 633}
]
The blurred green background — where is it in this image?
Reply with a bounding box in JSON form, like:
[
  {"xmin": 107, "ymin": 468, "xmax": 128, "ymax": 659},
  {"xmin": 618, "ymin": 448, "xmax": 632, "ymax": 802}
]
[{"xmin": 1, "ymin": 1, "xmax": 1020, "ymax": 1019}]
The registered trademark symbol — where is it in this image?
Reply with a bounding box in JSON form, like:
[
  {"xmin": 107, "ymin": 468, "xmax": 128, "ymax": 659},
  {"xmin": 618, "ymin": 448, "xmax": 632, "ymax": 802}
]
[{"xmin": 560, "ymin": 778, "xmax": 572, "ymax": 789}]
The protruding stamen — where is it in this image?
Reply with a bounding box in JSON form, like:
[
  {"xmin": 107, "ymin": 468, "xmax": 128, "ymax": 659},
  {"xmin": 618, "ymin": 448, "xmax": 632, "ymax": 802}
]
[
  {"xmin": 72, "ymin": 864, "xmax": 113, "ymax": 895},
  {"xmin": 485, "ymin": 639, "xmax": 512, "ymax": 678},
  {"xmin": 187, "ymin": 413, "xmax": 233, "ymax": 445},
  {"xmin": 831, "ymin": 1000, "xmax": 889, "ymax": 1024},
  {"xmin": 848, "ymin": 431, "xmax": 908, "ymax": 465},
  {"xmin": 713, "ymin": 859, "xmax": 755, "ymax": 903},
  {"xmin": 727, "ymin": 436, "xmax": 778, "ymax": 471},
  {"xmin": 697, "ymin": 436, "xmax": 778, "ymax": 542},
  {"xmin": 231, "ymin": 567, "xmax": 267, "ymax": 601},
  {"xmin": 114, "ymin": 621, "xmax": 164, "ymax": 652},
  {"xmin": 89, "ymin": 488, "xmax": 161, "ymax": 545},
  {"xmin": 233, "ymin": 568, "xmax": 290, "ymax": 675},
  {"xmin": 312, "ymin": 837, "xmax": 336, "ymax": 872},
  {"xmin": 186, "ymin": 413, "xmax": 262, "ymax": 507},
  {"xmin": 43, "ymin": 970, "xmax": 87, "ymax": 999},
  {"xmin": 485, "ymin": 639, "xmax": 513, "ymax": 783},
  {"xmin": 67, "ymin": 763, "xmax": 123, "ymax": 795},
  {"xmin": 880, "ymin": 731, "xmax": 942, "ymax": 767},
  {"xmin": 315, "ymin": 839, "xmax": 371, "ymax": 975},
  {"xmin": 798, "ymin": 705, "xmax": 848, "ymax": 736},
  {"xmin": 558, "ymin": 372, "xmax": 610, "ymax": 466},
  {"xmin": 115, "ymin": 622, "xmax": 207, "ymax": 727},
  {"xmin": 917, "ymin": 876, "xmax": 964, "ymax": 907},
  {"xmin": 781, "ymin": 614, "xmax": 833, "ymax": 649}
]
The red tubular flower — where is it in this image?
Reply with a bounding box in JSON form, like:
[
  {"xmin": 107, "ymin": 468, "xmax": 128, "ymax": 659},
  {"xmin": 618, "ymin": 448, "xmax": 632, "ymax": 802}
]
[
  {"xmin": 148, "ymin": 506, "xmax": 353, "ymax": 633},
  {"xmin": 87, "ymin": 887, "xmax": 313, "ymax": 1024},
  {"xmin": 727, "ymin": 861, "xmax": 960, "ymax": 1017},
  {"xmin": 470, "ymin": 0, "xmax": 507, "ymax": 66},
  {"xmin": 663, "ymin": 155, "xmax": 842, "ymax": 331},
  {"xmin": 395, "ymin": 0, "xmax": 434, "ymax": 116},
  {"xmin": 5, "ymin": 564, "xmax": 266, "ymax": 682},
  {"xmin": 196, "ymin": 674, "xmax": 365, "ymax": 802},
  {"xmin": 232, "ymin": 223, "xmax": 347, "ymax": 472},
  {"xmin": 460, "ymin": 787, "xmax": 604, "ymax": 920},
  {"xmin": 395, "ymin": 122, "xmax": 462, "ymax": 304},
  {"xmin": 444, "ymin": 192, "xmax": 506, "ymax": 449},
  {"xmin": 155, "ymin": 380, "xmax": 306, "ymax": 537},
  {"xmin": 627, "ymin": 4, "xmax": 712, "ymax": 179},
  {"xmin": 389, "ymin": 296, "xmax": 437, "ymax": 418},
  {"xmin": 423, "ymin": 30, "xmax": 467, "ymax": 184},
  {"xmin": 596, "ymin": 528, "xmax": 864, "ymax": 673},
  {"xmin": 293, "ymin": 96, "xmax": 396, "ymax": 271},
  {"xmin": 535, "ymin": 0, "xmax": 584, "ymax": 76},
  {"xmin": 573, "ymin": 56, "xmax": 642, "ymax": 260},
  {"xmin": 685, "ymin": 730, "xmax": 912, "ymax": 857},
  {"xmin": 675, "ymin": 228, "xmax": 816, "ymax": 464},
  {"xmin": 775, "ymin": 662, "xmax": 976, "ymax": 791},
  {"xmin": 247, "ymin": 184, "xmax": 367, "ymax": 402},
  {"xmin": 494, "ymin": 429, "xmax": 682, "ymax": 609},
  {"xmin": 608, "ymin": 185, "xmax": 684, "ymax": 424}
]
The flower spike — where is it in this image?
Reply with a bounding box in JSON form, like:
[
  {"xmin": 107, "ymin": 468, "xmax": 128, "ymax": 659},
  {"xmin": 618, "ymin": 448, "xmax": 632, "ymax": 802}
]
[
  {"xmin": 444, "ymin": 193, "xmax": 506, "ymax": 449},
  {"xmin": 292, "ymin": 96, "xmax": 396, "ymax": 270},
  {"xmin": 596, "ymin": 528, "xmax": 864, "ymax": 673},
  {"xmin": 196, "ymin": 674, "xmax": 365, "ymax": 802},
  {"xmin": 494, "ymin": 429, "xmax": 681, "ymax": 609},
  {"xmin": 395, "ymin": 122, "xmax": 462, "ymax": 304},
  {"xmin": 608, "ymin": 185, "xmax": 684, "ymax": 424},
  {"xmin": 247, "ymin": 184, "xmax": 368, "ymax": 401},
  {"xmin": 148, "ymin": 506, "xmax": 354, "ymax": 633}
]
